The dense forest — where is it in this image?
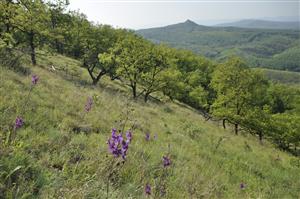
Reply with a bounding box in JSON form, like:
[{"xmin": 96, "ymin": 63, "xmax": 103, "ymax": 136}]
[
  {"xmin": 137, "ymin": 20, "xmax": 300, "ymax": 72},
  {"xmin": 1, "ymin": 0, "xmax": 300, "ymax": 198}
]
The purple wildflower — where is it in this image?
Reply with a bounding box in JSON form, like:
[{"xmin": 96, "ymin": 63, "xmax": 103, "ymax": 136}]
[
  {"xmin": 15, "ymin": 116, "xmax": 24, "ymax": 129},
  {"xmin": 111, "ymin": 128, "xmax": 118, "ymax": 139},
  {"xmin": 31, "ymin": 75, "xmax": 39, "ymax": 85},
  {"xmin": 107, "ymin": 128, "xmax": 131, "ymax": 159},
  {"xmin": 145, "ymin": 183, "xmax": 151, "ymax": 195},
  {"xmin": 121, "ymin": 140, "xmax": 129, "ymax": 159},
  {"xmin": 240, "ymin": 183, "xmax": 246, "ymax": 190},
  {"xmin": 145, "ymin": 132, "xmax": 150, "ymax": 141},
  {"xmin": 126, "ymin": 131, "xmax": 132, "ymax": 143},
  {"xmin": 84, "ymin": 97, "xmax": 93, "ymax": 112},
  {"xmin": 154, "ymin": 134, "xmax": 157, "ymax": 140},
  {"xmin": 162, "ymin": 156, "xmax": 171, "ymax": 167}
]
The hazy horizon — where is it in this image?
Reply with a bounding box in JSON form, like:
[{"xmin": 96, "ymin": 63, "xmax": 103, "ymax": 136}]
[{"xmin": 68, "ymin": 0, "xmax": 300, "ymax": 29}]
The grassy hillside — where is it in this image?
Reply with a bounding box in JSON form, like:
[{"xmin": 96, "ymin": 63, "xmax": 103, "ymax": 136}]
[
  {"xmin": 137, "ymin": 20, "xmax": 300, "ymax": 72},
  {"xmin": 255, "ymin": 67, "xmax": 300, "ymax": 85},
  {"xmin": 264, "ymin": 46, "xmax": 300, "ymax": 72},
  {"xmin": 216, "ymin": 19, "xmax": 300, "ymax": 30},
  {"xmin": 1, "ymin": 53, "xmax": 300, "ymax": 198}
]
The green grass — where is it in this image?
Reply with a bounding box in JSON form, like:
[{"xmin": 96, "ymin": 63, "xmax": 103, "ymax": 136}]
[{"xmin": 1, "ymin": 53, "xmax": 300, "ymax": 198}]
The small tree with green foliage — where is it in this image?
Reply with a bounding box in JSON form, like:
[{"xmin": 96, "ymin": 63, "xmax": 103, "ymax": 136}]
[
  {"xmin": 171, "ymin": 49, "xmax": 215, "ymax": 110},
  {"xmin": 46, "ymin": 0, "xmax": 70, "ymax": 54},
  {"xmin": 160, "ymin": 66, "xmax": 185, "ymax": 101},
  {"xmin": 211, "ymin": 57, "xmax": 257, "ymax": 134},
  {"xmin": 106, "ymin": 33, "xmax": 150, "ymax": 98},
  {"xmin": 139, "ymin": 44, "xmax": 172, "ymax": 102},
  {"xmin": 13, "ymin": 0, "xmax": 50, "ymax": 65},
  {"xmin": 82, "ymin": 25, "xmax": 121, "ymax": 85}
]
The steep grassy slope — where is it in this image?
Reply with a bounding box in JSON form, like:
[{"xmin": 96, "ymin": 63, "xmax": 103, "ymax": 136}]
[
  {"xmin": 137, "ymin": 20, "xmax": 300, "ymax": 72},
  {"xmin": 1, "ymin": 53, "xmax": 300, "ymax": 198}
]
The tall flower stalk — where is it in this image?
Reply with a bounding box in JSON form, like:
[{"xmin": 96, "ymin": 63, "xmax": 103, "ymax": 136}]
[
  {"xmin": 145, "ymin": 183, "xmax": 151, "ymax": 196},
  {"xmin": 84, "ymin": 96, "xmax": 93, "ymax": 112},
  {"xmin": 8, "ymin": 74, "xmax": 39, "ymax": 144},
  {"xmin": 162, "ymin": 156, "xmax": 171, "ymax": 167},
  {"xmin": 105, "ymin": 128, "xmax": 133, "ymax": 198},
  {"xmin": 21, "ymin": 75, "xmax": 39, "ymax": 111},
  {"xmin": 145, "ymin": 132, "xmax": 150, "ymax": 141},
  {"xmin": 153, "ymin": 154, "xmax": 172, "ymax": 197},
  {"xmin": 81, "ymin": 96, "xmax": 93, "ymax": 122},
  {"xmin": 14, "ymin": 117, "xmax": 24, "ymax": 130},
  {"xmin": 107, "ymin": 128, "xmax": 132, "ymax": 159}
]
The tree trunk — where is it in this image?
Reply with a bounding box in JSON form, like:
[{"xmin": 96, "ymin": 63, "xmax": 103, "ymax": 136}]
[
  {"xmin": 5, "ymin": 22, "xmax": 10, "ymax": 45},
  {"xmin": 29, "ymin": 31, "xmax": 36, "ymax": 65},
  {"xmin": 132, "ymin": 83, "xmax": 137, "ymax": 99},
  {"xmin": 55, "ymin": 39, "xmax": 62, "ymax": 54},
  {"xmin": 6, "ymin": 23, "xmax": 10, "ymax": 32},
  {"xmin": 222, "ymin": 119, "xmax": 226, "ymax": 129},
  {"xmin": 4, "ymin": 1, "xmax": 10, "ymax": 45},
  {"xmin": 234, "ymin": 123, "xmax": 238, "ymax": 135},
  {"xmin": 92, "ymin": 71, "xmax": 105, "ymax": 85},
  {"xmin": 86, "ymin": 63, "xmax": 106, "ymax": 85},
  {"xmin": 258, "ymin": 131, "xmax": 263, "ymax": 144},
  {"xmin": 144, "ymin": 92, "xmax": 150, "ymax": 102},
  {"xmin": 92, "ymin": 78, "xmax": 98, "ymax": 85}
]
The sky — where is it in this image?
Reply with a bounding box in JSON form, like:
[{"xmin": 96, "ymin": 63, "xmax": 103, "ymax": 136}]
[{"xmin": 68, "ymin": 0, "xmax": 300, "ymax": 29}]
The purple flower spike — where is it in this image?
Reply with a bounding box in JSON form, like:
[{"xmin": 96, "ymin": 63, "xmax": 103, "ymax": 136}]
[
  {"xmin": 163, "ymin": 156, "xmax": 171, "ymax": 167},
  {"xmin": 15, "ymin": 116, "xmax": 24, "ymax": 129},
  {"xmin": 240, "ymin": 183, "xmax": 246, "ymax": 190},
  {"xmin": 111, "ymin": 128, "xmax": 118, "ymax": 138},
  {"xmin": 84, "ymin": 97, "xmax": 93, "ymax": 112},
  {"xmin": 145, "ymin": 183, "xmax": 151, "ymax": 195},
  {"xmin": 145, "ymin": 132, "xmax": 150, "ymax": 141},
  {"xmin": 107, "ymin": 128, "xmax": 131, "ymax": 160},
  {"xmin": 126, "ymin": 131, "xmax": 132, "ymax": 143},
  {"xmin": 31, "ymin": 75, "xmax": 39, "ymax": 85},
  {"xmin": 121, "ymin": 140, "xmax": 129, "ymax": 159}
]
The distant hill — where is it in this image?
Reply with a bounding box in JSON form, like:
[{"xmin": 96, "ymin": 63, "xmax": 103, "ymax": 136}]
[
  {"xmin": 152, "ymin": 19, "xmax": 212, "ymax": 31},
  {"xmin": 254, "ymin": 68, "xmax": 300, "ymax": 85},
  {"xmin": 137, "ymin": 20, "xmax": 300, "ymax": 72},
  {"xmin": 216, "ymin": 19, "xmax": 300, "ymax": 30}
]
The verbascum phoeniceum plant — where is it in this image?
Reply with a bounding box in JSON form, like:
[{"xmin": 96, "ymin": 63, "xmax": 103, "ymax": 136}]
[
  {"xmin": 145, "ymin": 183, "xmax": 151, "ymax": 196},
  {"xmin": 107, "ymin": 128, "xmax": 132, "ymax": 160},
  {"xmin": 84, "ymin": 96, "xmax": 93, "ymax": 113},
  {"xmin": 144, "ymin": 155, "xmax": 172, "ymax": 198},
  {"xmin": 158, "ymin": 155, "xmax": 172, "ymax": 197},
  {"xmin": 143, "ymin": 140, "xmax": 172, "ymax": 198},
  {"xmin": 105, "ymin": 128, "xmax": 133, "ymax": 198},
  {"xmin": 81, "ymin": 96, "xmax": 93, "ymax": 122},
  {"xmin": 7, "ymin": 74, "xmax": 39, "ymax": 144},
  {"xmin": 83, "ymin": 95, "xmax": 171, "ymax": 198}
]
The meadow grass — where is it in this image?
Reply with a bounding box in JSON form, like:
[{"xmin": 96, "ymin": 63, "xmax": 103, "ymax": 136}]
[{"xmin": 0, "ymin": 53, "xmax": 299, "ymax": 198}]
